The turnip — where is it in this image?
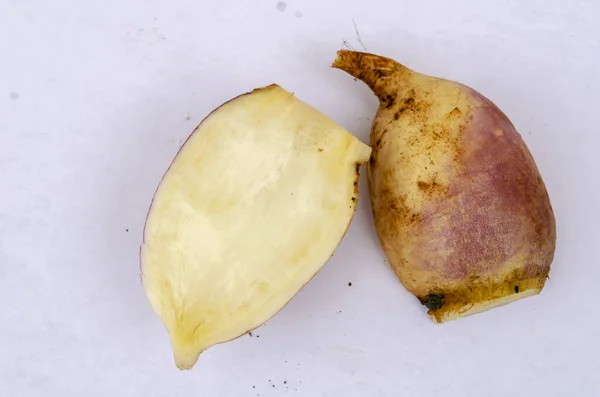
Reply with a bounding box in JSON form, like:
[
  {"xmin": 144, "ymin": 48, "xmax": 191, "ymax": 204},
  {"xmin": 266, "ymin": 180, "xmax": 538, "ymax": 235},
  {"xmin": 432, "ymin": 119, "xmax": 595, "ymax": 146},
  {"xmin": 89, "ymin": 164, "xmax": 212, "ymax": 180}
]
[{"xmin": 333, "ymin": 50, "xmax": 556, "ymax": 322}]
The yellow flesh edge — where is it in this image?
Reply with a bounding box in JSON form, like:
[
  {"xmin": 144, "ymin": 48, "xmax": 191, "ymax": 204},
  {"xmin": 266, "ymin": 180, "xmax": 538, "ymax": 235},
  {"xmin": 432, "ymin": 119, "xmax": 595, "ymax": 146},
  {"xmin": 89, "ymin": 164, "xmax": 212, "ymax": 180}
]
[
  {"xmin": 141, "ymin": 85, "xmax": 371, "ymax": 369},
  {"xmin": 431, "ymin": 287, "xmax": 541, "ymax": 323}
]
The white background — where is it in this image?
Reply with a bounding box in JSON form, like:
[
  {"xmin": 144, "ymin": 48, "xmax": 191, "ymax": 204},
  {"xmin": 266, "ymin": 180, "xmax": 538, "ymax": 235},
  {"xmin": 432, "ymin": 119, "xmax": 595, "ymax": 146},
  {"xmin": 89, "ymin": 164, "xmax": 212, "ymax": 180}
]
[{"xmin": 2, "ymin": 0, "xmax": 599, "ymax": 395}]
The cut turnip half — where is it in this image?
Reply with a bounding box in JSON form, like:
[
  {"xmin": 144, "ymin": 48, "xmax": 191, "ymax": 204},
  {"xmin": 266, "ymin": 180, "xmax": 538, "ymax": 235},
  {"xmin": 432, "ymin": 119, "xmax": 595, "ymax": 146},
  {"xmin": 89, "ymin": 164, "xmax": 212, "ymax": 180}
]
[{"xmin": 141, "ymin": 84, "xmax": 371, "ymax": 370}]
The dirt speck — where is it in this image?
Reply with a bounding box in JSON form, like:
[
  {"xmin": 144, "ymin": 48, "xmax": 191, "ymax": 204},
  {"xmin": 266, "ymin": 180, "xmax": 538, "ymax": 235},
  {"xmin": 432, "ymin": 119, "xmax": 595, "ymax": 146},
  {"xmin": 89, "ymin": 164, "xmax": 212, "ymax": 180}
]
[
  {"xmin": 383, "ymin": 94, "xmax": 395, "ymax": 108},
  {"xmin": 419, "ymin": 293, "xmax": 445, "ymax": 310},
  {"xmin": 294, "ymin": 10, "xmax": 303, "ymax": 18},
  {"xmin": 9, "ymin": 92, "xmax": 19, "ymax": 100},
  {"xmin": 348, "ymin": 282, "xmax": 352, "ymax": 287}
]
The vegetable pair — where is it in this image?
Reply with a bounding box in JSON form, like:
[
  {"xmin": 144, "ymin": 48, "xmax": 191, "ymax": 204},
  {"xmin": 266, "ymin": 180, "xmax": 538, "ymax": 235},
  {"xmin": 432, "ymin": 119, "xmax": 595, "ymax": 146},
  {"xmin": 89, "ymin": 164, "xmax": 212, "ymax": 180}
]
[{"xmin": 141, "ymin": 50, "xmax": 556, "ymax": 370}]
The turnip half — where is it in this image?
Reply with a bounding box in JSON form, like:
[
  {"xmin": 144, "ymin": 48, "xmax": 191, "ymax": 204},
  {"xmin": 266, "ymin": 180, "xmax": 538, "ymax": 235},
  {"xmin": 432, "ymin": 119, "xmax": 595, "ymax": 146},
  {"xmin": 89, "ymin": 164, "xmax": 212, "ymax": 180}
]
[
  {"xmin": 333, "ymin": 50, "xmax": 556, "ymax": 323},
  {"xmin": 141, "ymin": 84, "xmax": 371, "ymax": 369}
]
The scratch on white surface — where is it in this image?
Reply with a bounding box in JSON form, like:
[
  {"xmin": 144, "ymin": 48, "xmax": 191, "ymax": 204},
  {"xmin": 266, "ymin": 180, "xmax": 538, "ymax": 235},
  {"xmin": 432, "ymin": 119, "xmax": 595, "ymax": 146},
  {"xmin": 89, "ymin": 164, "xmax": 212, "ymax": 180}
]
[
  {"xmin": 328, "ymin": 345, "xmax": 365, "ymax": 354},
  {"xmin": 123, "ymin": 25, "xmax": 166, "ymax": 45}
]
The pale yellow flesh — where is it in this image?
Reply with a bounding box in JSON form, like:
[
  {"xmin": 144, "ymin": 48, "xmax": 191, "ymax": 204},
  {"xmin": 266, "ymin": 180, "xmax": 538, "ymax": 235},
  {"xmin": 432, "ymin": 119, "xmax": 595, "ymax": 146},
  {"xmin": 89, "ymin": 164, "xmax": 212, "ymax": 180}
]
[
  {"xmin": 432, "ymin": 287, "xmax": 541, "ymax": 323},
  {"xmin": 141, "ymin": 85, "xmax": 371, "ymax": 370}
]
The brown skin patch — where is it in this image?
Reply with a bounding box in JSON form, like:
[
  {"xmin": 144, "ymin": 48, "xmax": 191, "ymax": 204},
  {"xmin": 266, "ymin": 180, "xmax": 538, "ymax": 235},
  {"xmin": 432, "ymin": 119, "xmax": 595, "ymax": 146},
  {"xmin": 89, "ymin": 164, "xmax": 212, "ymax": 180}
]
[
  {"xmin": 393, "ymin": 97, "xmax": 417, "ymax": 120},
  {"xmin": 398, "ymin": 100, "xmax": 465, "ymax": 167},
  {"xmin": 447, "ymin": 107, "xmax": 461, "ymax": 118},
  {"xmin": 378, "ymin": 179, "xmax": 423, "ymax": 240},
  {"xmin": 383, "ymin": 95, "xmax": 396, "ymax": 108},
  {"xmin": 394, "ymin": 96, "xmax": 427, "ymax": 120},
  {"xmin": 417, "ymin": 181, "xmax": 431, "ymax": 190},
  {"xmin": 369, "ymin": 129, "xmax": 388, "ymax": 168},
  {"xmin": 416, "ymin": 174, "xmax": 447, "ymax": 199},
  {"xmin": 352, "ymin": 168, "xmax": 360, "ymax": 200}
]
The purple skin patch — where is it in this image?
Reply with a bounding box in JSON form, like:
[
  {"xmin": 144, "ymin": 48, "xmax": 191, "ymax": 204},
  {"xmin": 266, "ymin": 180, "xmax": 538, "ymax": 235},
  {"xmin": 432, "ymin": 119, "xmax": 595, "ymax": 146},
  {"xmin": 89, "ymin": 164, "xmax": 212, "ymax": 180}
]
[{"xmin": 416, "ymin": 86, "xmax": 555, "ymax": 283}]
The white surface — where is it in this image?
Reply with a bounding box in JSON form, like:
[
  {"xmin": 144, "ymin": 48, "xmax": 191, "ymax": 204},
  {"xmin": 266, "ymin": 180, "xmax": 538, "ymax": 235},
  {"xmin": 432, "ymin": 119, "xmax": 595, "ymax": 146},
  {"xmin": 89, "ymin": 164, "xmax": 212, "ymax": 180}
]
[{"xmin": 1, "ymin": 0, "xmax": 599, "ymax": 395}]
